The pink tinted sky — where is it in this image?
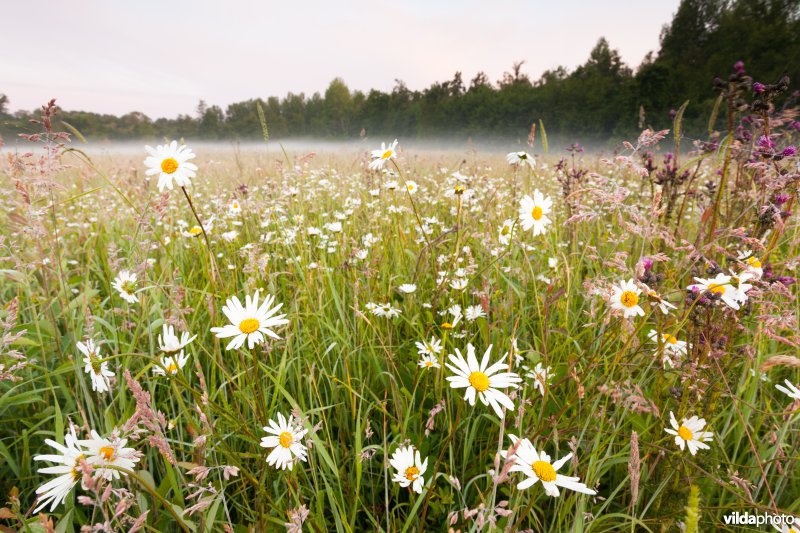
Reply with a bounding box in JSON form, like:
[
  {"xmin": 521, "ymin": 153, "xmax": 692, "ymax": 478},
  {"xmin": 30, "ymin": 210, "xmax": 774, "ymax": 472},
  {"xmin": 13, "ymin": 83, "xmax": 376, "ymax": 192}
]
[{"xmin": 3, "ymin": 0, "xmax": 680, "ymax": 118}]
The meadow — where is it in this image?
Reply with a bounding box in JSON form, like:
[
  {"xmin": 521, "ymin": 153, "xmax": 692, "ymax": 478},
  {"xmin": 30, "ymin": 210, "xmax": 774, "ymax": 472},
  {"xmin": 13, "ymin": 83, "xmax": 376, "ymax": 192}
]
[{"xmin": 1, "ymin": 92, "xmax": 800, "ymax": 532}]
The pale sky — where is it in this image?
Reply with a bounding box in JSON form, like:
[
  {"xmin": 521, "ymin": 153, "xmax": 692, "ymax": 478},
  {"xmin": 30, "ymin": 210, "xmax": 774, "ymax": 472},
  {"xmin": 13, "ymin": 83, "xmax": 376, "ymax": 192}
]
[{"xmin": 2, "ymin": 0, "xmax": 680, "ymax": 118}]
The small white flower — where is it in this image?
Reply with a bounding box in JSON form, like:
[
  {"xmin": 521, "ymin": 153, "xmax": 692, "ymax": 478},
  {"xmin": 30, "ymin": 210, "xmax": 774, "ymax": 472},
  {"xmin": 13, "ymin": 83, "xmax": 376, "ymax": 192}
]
[
  {"xmin": 506, "ymin": 151, "xmax": 536, "ymax": 169},
  {"xmin": 390, "ymin": 444, "xmax": 428, "ymax": 494},
  {"xmin": 446, "ymin": 343, "xmax": 522, "ymax": 418},
  {"xmin": 369, "ymin": 139, "xmax": 398, "ymax": 170},
  {"xmin": 79, "ymin": 431, "xmax": 141, "ymax": 480},
  {"xmin": 609, "ymin": 279, "xmax": 645, "ymax": 318},
  {"xmin": 144, "ymin": 141, "xmax": 198, "ymax": 191},
  {"xmin": 210, "ymin": 291, "xmax": 289, "ymax": 350},
  {"xmin": 415, "ymin": 337, "xmax": 442, "ymax": 356},
  {"xmin": 465, "ymin": 305, "xmax": 486, "ymax": 322},
  {"xmin": 525, "ymin": 363, "xmax": 554, "ymax": 396},
  {"xmin": 260, "ymin": 413, "xmax": 308, "ymax": 470},
  {"xmin": 78, "ymin": 339, "xmax": 114, "ymax": 393},
  {"xmin": 33, "ymin": 426, "xmax": 85, "ymax": 513},
  {"xmin": 418, "ymin": 354, "xmax": 440, "ymax": 369},
  {"xmin": 397, "ymin": 283, "xmax": 417, "ymax": 294},
  {"xmin": 518, "ymin": 190, "xmax": 553, "ymax": 236},
  {"xmin": 111, "ymin": 270, "xmax": 139, "ymax": 304},
  {"xmin": 664, "ymin": 411, "xmax": 713, "ymax": 455},
  {"xmin": 503, "ymin": 435, "xmax": 596, "ymax": 497}
]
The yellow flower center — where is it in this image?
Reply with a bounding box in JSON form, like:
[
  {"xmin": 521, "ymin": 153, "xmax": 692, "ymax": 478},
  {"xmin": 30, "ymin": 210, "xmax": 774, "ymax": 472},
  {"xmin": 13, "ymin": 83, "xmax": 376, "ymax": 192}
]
[
  {"xmin": 405, "ymin": 466, "xmax": 420, "ymax": 481},
  {"xmin": 468, "ymin": 371, "xmax": 490, "ymax": 392},
  {"xmin": 89, "ymin": 355, "xmax": 102, "ymax": 374},
  {"xmin": 664, "ymin": 334, "xmax": 678, "ymax": 345},
  {"xmin": 71, "ymin": 454, "xmax": 86, "ymax": 480},
  {"xmin": 454, "ymin": 185, "xmax": 465, "ymax": 195},
  {"xmin": 441, "ymin": 322, "xmax": 453, "ymax": 329},
  {"xmin": 531, "ymin": 206, "xmax": 543, "ymax": 221},
  {"xmin": 407, "ymin": 184, "xmax": 415, "ymax": 191},
  {"xmin": 382, "ymin": 149, "xmax": 393, "ymax": 159},
  {"xmin": 121, "ymin": 281, "xmax": 136, "ymax": 295},
  {"xmin": 678, "ymin": 425, "xmax": 693, "ymax": 441},
  {"xmin": 708, "ymin": 283, "xmax": 725, "ymax": 295},
  {"xmin": 501, "ymin": 225, "xmax": 510, "ymax": 236},
  {"xmin": 278, "ymin": 431, "xmax": 293, "ymax": 448},
  {"xmin": 188, "ymin": 226, "xmax": 203, "ymax": 236},
  {"xmin": 98, "ymin": 446, "xmax": 116, "ymax": 461},
  {"xmin": 620, "ymin": 291, "xmax": 639, "ymax": 308},
  {"xmin": 161, "ymin": 158, "xmax": 179, "ymax": 174},
  {"xmin": 424, "ymin": 361, "xmax": 434, "ymax": 367},
  {"xmin": 239, "ymin": 318, "xmax": 260, "ymax": 334},
  {"xmin": 532, "ymin": 460, "xmax": 557, "ymax": 482},
  {"xmin": 166, "ymin": 363, "xmax": 178, "ymax": 374},
  {"xmin": 747, "ymin": 257, "xmax": 761, "ymax": 268}
]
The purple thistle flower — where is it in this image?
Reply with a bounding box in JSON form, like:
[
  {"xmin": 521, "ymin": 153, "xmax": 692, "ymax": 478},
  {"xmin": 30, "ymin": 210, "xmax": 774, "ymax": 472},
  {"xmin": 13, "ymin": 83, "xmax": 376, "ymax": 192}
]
[
  {"xmin": 753, "ymin": 82, "xmax": 766, "ymax": 94},
  {"xmin": 781, "ymin": 146, "xmax": 797, "ymax": 157}
]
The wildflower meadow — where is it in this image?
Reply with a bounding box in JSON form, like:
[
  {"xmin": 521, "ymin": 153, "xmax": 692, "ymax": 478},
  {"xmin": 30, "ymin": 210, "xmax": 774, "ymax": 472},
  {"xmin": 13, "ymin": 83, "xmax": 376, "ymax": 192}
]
[{"xmin": 2, "ymin": 65, "xmax": 800, "ymax": 532}]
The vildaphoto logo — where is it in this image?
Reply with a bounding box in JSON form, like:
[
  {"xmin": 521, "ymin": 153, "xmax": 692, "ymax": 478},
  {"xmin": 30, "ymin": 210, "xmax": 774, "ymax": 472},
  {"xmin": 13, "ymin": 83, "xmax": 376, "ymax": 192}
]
[{"xmin": 722, "ymin": 511, "xmax": 796, "ymax": 529}]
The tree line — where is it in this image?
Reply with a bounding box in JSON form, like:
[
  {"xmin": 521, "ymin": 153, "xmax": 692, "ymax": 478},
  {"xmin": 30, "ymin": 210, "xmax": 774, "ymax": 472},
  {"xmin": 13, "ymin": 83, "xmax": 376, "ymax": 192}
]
[{"xmin": 1, "ymin": 0, "xmax": 797, "ymax": 145}]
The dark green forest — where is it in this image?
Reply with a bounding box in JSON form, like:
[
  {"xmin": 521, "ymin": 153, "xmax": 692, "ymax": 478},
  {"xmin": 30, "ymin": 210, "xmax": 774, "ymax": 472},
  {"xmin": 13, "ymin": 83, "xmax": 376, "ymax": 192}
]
[{"xmin": 1, "ymin": 0, "xmax": 798, "ymax": 145}]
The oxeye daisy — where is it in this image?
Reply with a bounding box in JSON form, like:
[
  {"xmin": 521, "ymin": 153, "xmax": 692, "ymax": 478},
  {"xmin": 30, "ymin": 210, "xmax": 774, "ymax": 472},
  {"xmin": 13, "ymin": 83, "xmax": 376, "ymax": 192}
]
[
  {"xmin": 152, "ymin": 352, "xmax": 190, "ymax": 376},
  {"xmin": 157, "ymin": 324, "xmax": 196, "ymax": 355},
  {"xmin": 397, "ymin": 283, "xmax": 417, "ymax": 294},
  {"xmin": 210, "ymin": 291, "xmax": 289, "ymax": 350},
  {"xmin": 498, "ymin": 219, "xmax": 515, "ymax": 246},
  {"xmin": 418, "ymin": 354, "xmax": 440, "ymax": 369},
  {"xmin": 260, "ymin": 412, "xmax": 308, "ymax": 470},
  {"xmin": 390, "ymin": 444, "xmax": 428, "ymax": 494},
  {"xmin": 503, "ymin": 435, "xmax": 597, "ymax": 497},
  {"xmin": 144, "ymin": 141, "xmax": 198, "ymax": 192},
  {"xmin": 642, "ymin": 284, "xmax": 676, "ymax": 314},
  {"xmin": 78, "ymin": 339, "xmax": 114, "ymax": 393},
  {"xmin": 775, "ymin": 379, "xmax": 800, "ymax": 400},
  {"xmin": 737, "ymin": 249, "xmax": 764, "ymax": 279},
  {"xmin": 647, "ymin": 329, "xmax": 688, "ymax": 367},
  {"xmin": 415, "ymin": 337, "xmax": 443, "ymax": 356},
  {"xmin": 506, "ymin": 150, "xmax": 536, "ymax": 169},
  {"xmin": 664, "ymin": 411, "xmax": 713, "ymax": 455},
  {"xmin": 445, "ymin": 343, "xmax": 522, "ymax": 418},
  {"xmin": 518, "ymin": 190, "xmax": 553, "ymax": 236},
  {"xmin": 79, "ymin": 431, "xmax": 141, "ymax": 481},
  {"xmin": 405, "ymin": 180, "xmax": 418, "ymax": 194},
  {"xmin": 465, "ymin": 304, "xmax": 486, "ymax": 322},
  {"xmin": 689, "ymin": 273, "xmax": 744, "ymax": 310},
  {"xmin": 33, "ymin": 426, "xmax": 86, "ymax": 513},
  {"xmin": 525, "ymin": 362, "xmax": 554, "ymax": 396},
  {"xmin": 369, "ymin": 139, "xmax": 398, "ymax": 170},
  {"xmin": 609, "ymin": 279, "xmax": 645, "ymax": 318},
  {"xmin": 111, "ymin": 270, "xmax": 139, "ymax": 304}
]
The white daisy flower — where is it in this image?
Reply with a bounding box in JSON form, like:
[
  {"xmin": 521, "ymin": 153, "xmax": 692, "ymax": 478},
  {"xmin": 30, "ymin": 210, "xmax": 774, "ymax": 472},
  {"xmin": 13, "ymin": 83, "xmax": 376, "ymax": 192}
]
[
  {"xmin": 498, "ymin": 219, "xmax": 515, "ymax": 246},
  {"xmin": 647, "ymin": 329, "xmax": 688, "ymax": 367},
  {"xmin": 415, "ymin": 337, "xmax": 443, "ymax": 356},
  {"xmin": 157, "ymin": 324, "xmax": 196, "ymax": 355},
  {"xmin": 449, "ymin": 278, "xmax": 468, "ymax": 291},
  {"xmin": 390, "ymin": 444, "xmax": 428, "ymax": 494},
  {"xmin": 418, "ymin": 354, "xmax": 440, "ymax": 369},
  {"xmin": 609, "ymin": 279, "xmax": 645, "ymax": 318},
  {"xmin": 445, "ymin": 343, "xmax": 522, "ymax": 418},
  {"xmin": 737, "ymin": 249, "xmax": 764, "ymax": 279},
  {"xmin": 260, "ymin": 412, "xmax": 308, "ymax": 470},
  {"xmin": 369, "ymin": 139, "xmax": 398, "ymax": 170},
  {"xmin": 79, "ymin": 431, "xmax": 141, "ymax": 480},
  {"xmin": 397, "ymin": 283, "xmax": 417, "ymax": 294},
  {"xmin": 33, "ymin": 426, "xmax": 86, "ymax": 513},
  {"xmin": 153, "ymin": 352, "xmax": 190, "ymax": 376},
  {"xmin": 775, "ymin": 379, "xmax": 800, "ymax": 400},
  {"xmin": 664, "ymin": 411, "xmax": 713, "ymax": 455},
  {"xmin": 144, "ymin": 141, "xmax": 198, "ymax": 192},
  {"xmin": 525, "ymin": 363, "xmax": 554, "ymax": 396},
  {"xmin": 465, "ymin": 305, "xmax": 486, "ymax": 322},
  {"xmin": 405, "ymin": 180, "xmax": 418, "ymax": 194},
  {"xmin": 518, "ymin": 190, "xmax": 553, "ymax": 236},
  {"xmin": 506, "ymin": 151, "xmax": 536, "ymax": 169},
  {"xmin": 641, "ymin": 284, "xmax": 676, "ymax": 314},
  {"xmin": 78, "ymin": 339, "xmax": 114, "ymax": 393},
  {"xmin": 503, "ymin": 435, "xmax": 596, "ymax": 497},
  {"xmin": 689, "ymin": 273, "xmax": 745, "ymax": 310},
  {"xmin": 210, "ymin": 291, "xmax": 289, "ymax": 350},
  {"xmin": 111, "ymin": 270, "xmax": 139, "ymax": 304}
]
